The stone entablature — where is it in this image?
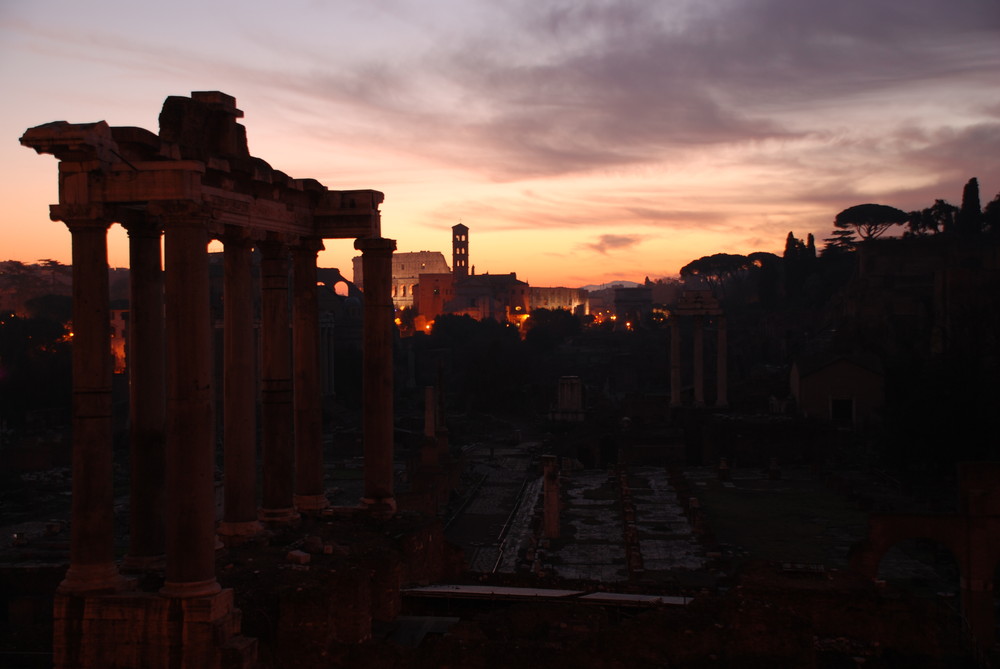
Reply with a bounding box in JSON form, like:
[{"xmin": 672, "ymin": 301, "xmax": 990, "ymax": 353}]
[{"xmin": 21, "ymin": 91, "xmax": 382, "ymax": 243}]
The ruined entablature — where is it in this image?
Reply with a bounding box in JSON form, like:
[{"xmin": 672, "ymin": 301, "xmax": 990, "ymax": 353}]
[{"xmin": 20, "ymin": 91, "xmax": 383, "ymax": 242}]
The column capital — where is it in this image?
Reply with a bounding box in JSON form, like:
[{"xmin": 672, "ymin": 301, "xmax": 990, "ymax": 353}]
[
  {"xmin": 220, "ymin": 224, "xmax": 256, "ymax": 248},
  {"xmin": 49, "ymin": 203, "xmax": 113, "ymax": 231},
  {"xmin": 119, "ymin": 210, "xmax": 163, "ymax": 238},
  {"xmin": 292, "ymin": 237, "xmax": 325, "ymax": 256},
  {"xmin": 354, "ymin": 236, "xmax": 396, "ymax": 254}
]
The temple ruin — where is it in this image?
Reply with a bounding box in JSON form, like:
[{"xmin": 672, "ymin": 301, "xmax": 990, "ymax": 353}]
[{"xmin": 20, "ymin": 91, "xmax": 397, "ymax": 668}]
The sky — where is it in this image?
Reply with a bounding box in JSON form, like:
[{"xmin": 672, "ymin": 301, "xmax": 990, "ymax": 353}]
[{"xmin": 2, "ymin": 0, "xmax": 999, "ymax": 288}]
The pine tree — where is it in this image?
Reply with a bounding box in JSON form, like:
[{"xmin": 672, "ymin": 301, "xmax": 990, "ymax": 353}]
[{"xmin": 958, "ymin": 177, "xmax": 983, "ymax": 236}]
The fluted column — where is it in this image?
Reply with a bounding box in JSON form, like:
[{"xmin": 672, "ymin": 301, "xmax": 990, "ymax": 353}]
[
  {"xmin": 693, "ymin": 315, "xmax": 705, "ymax": 407},
  {"xmin": 669, "ymin": 318, "xmax": 682, "ymax": 407},
  {"xmin": 156, "ymin": 201, "xmax": 220, "ymax": 598},
  {"xmin": 121, "ymin": 215, "xmax": 166, "ymax": 571},
  {"xmin": 292, "ymin": 239, "xmax": 328, "ymax": 512},
  {"xmin": 355, "ymin": 237, "xmax": 397, "ymax": 515},
  {"xmin": 259, "ymin": 238, "xmax": 298, "ymax": 524},
  {"xmin": 53, "ymin": 204, "xmax": 125, "ymax": 594},
  {"xmin": 716, "ymin": 315, "xmax": 728, "ymax": 409},
  {"xmin": 217, "ymin": 228, "xmax": 262, "ymax": 540}
]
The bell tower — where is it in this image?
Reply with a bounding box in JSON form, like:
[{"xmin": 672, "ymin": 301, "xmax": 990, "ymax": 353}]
[{"xmin": 452, "ymin": 223, "xmax": 469, "ymax": 280}]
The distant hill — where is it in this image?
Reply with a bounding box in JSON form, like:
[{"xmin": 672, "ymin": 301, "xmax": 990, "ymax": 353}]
[{"xmin": 579, "ymin": 280, "xmax": 642, "ymax": 292}]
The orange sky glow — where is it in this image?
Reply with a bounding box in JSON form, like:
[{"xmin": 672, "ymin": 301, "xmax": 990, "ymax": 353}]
[{"xmin": 2, "ymin": 1, "xmax": 998, "ymax": 288}]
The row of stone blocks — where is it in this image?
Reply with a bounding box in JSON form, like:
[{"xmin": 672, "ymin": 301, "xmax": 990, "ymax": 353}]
[{"xmin": 53, "ymin": 588, "xmax": 256, "ymax": 669}]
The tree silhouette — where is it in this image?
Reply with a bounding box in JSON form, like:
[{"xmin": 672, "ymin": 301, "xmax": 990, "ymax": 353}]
[
  {"xmin": 906, "ymin": 199, "xmax": 958, "ymax": 237},
  {"xmin": 834, "ymin": 203, "xmax": 908, "ymax": 240},
  {"xmin": 679, "ymin": 253, "xmax": 755, "ymax": 296},
  {"xmin": 957, "ymin": 177, "xmax": 983, "ymax": 236},
  {"xmin": 984, "ymin": 192, "xmax": 1000, "ymax": 238},
  {"xmin": 821, "ymin": 228, "xmax": 857, "ymax": 256}
]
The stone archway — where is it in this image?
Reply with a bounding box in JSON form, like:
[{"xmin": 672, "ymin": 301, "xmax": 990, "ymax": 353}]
[{"xmin": 851, "ymin": 462, "xmax": 1000, "ymax": 650}]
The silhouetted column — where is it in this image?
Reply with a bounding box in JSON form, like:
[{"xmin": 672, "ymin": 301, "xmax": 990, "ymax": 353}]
[
  {"xmin": 424, "ymin": 386, "xmax": 436, "ymax": 440},
  {"xmin": 157, "ymin": 201, "xmax": 220, "ymax": 598},
  {"xmin": 716, "ymin": 315, "xmax": 728, "ymax": 409},
  {"xmin": 259, "ymin": 238, "xmax": 298, "ymax": 524},
  {"xmin": 693, "ymin": 315, "xmax": 705, "ymax": 407},
  {"xmin": 217, "ymin": 228, "xmax": 262, "ymax": 541},
  {"xmin": 355, "ymin": 237, "xmax": 397, "ymax": 515},
  {"xmin": 121, "ymin": 215, "xmax": 166, "ymax": 571},
  {"xmin": 53, "ymin": 204, "xmax": 125, "ymax": 594},
  {"xmin": 670, "ymin": 318, "xmax": 681, "ymax": 407},
  {"xmin": 421, "ymin": 386, "xmax": 438, "ymax": 467},
  {"xmin": 542, "ymin": 455, "xmax": 560, "ymax": 539},
  {"xmin": 435, "ymin": 362, "xmax": 450, "ymax": 459},
  {"xmin": 292, "ymin": 239, "xmax": 328, "ymax": 512}
]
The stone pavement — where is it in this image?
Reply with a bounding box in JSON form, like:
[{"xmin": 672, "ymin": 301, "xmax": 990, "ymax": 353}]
[{"xmin": 537, "ymin": 466, "xmax": 705, "ymax": 582}]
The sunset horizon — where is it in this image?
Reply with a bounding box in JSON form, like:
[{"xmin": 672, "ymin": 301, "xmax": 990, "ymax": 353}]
[{"xmin": 3, "ymin": 1, "xmax": 998, "ymax": 287}]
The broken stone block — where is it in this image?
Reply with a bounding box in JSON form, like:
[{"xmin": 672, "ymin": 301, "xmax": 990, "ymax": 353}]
[{"xmin": 286, "ymin": 550, "xmax": 311, "ymax": 565}]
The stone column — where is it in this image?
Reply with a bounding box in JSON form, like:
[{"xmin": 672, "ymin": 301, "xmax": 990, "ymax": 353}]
[
  {"xmin": 259, "ymin": 238, "xmax": 298, "ymax": 524},
  {"xmin": 424, "ymin": 386, "xmax": 436, "ymax": 440},
  {"xmin": 716, "ymin": 315, "xmax": 728, "ymax": 409},
  {"xmin": 121, "ymin": 215, "xmax": 166, "ymax": 571},
  {"xmin": 292, "ymin": 239, "xmax": 328, "ymax": 512},
  {"xmin": 542, "ymin": 455, "xmax": 560, "ymax": 539},
  {"xmin": 420, "ymin": 386, "xmax": 438, "ymax": 467},
  {"xmin": 693, "ymin": 315, "xmax": 705, "ymax": 407},
  {"xmin": 217, "ymin": 228, "xmax": 262, "ymax": 541},
  {"xmin": 157, "ymin": 201, "xmax": 221, "ymax": 598},
  {"xmin": 52, "ymin": 204, "xmax": 125, "ymax": 594},
  {"xmin": 355, "ymin": 237, "xmax": 397, "ymax": 515},
  {"xmin": 670, "ymin": 318, "xmax": 682, "ymax": 407}
]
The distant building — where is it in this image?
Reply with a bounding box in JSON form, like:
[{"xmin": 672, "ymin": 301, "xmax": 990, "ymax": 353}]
[
  {"xmin": 353, "ymin": 250, "xmax": 449, "ymax": 311},
  {"xmin": 613, "ymin": 286, "xmax": 653, "ymax": 326},
  {"xmin": 530, "ymin": 287, "xmax": 589, "ymax": 316},
  {"xmin": 447, "ymin": 272, "xmax": 530, "ymax": 324},
  {"xmin": 413, "ymin": 272, "xmax": 454, "ymax": 332},
  {"xmin": 452, "ymin": 223, "xmax": 469, "ymax": 280},
  {"xmin": 790, "ymin": 353, "xmax": 884, "ymax": 428}
]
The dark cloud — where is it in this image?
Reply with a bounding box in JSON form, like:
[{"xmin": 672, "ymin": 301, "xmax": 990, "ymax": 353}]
[
  {"xmin": 393, "ymin": 0, "xmax": 1000, "ymax": 178},
  {"xmin": 582, "ymin": 234, "xmax": 642, "ymax": 254}
]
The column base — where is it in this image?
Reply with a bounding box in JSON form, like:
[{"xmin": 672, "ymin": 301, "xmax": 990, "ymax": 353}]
[
  {"xmin": 121, "ymin": 553, "xmax": 166, "ymax": 573},
  {"xmin": 160, "ymin": 577, "xmax": 222, "ymax": 599},
  {"xmin": 57, "ymin": 562, "xmax": 131, "ymax": 595},
  {"xmin": 258, "ymin": 507, "xmax": 300, "ymax": 525},
  {"xmin": 54, "ymin": 588, "xmax": 255, "ymax": 669},
  {"xmin": 361, "ymin": 496, "xmax": 397, "ymax": 519},
  {"xmin": 217, "ymin": 520, "xmax": 263, "ymax": 547},
  {"xmin": 293, "ymin": 494, "xmax": 330, "ymax": 513}
]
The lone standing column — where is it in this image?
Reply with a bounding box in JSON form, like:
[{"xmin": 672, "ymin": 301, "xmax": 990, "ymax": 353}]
[
  {"xmin": 670, "ymin": 318, "xmax": 682, "ymax": 407},
  {"xmin": 259, "ymin": 237, "xmax": 298, "ymax": 524},
  {"xmin": 355, "ymin": 237, "xmax": 397, "ymax": 515},
  {"xmin": 292, "ymin": 239, "xmax": 328, "ymax": 512},
  {"xmin": 716, "ymin": 315, "xmax": 728, "ymax": 409},
  {"xmin": 693, "ymin": 315, "xmax": 705, "ymax": 407},
  {"xmin": 53, "ymin": 204, "xmax": 125, "ymax": 594},
  {"xmin": 121, "ymin": 215, "xmax": 166, "ymax": 571},
  {"xmin": 218, "ymin": 228, "xmax": 262, "ymax": 541},
  {"xmin": 157, "ymin": 201, "xmax": 220, "ymax": 598}
]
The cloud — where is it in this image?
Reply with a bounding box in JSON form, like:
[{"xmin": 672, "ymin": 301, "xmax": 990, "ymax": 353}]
[{"xmin": 582, "ymin": 234, "xmax": 642, "ymax": 255}]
